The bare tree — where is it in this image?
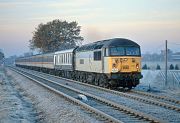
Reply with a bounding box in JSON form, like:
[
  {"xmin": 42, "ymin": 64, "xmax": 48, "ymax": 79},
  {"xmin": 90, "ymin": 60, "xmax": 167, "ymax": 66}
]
[{"xmin": 29, "ymin": 20, "xmax": 83, "ymax": 53}]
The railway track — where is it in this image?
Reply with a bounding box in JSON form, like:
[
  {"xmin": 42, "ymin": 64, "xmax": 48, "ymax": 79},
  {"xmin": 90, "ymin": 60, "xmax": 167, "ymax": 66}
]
[
  {"xmin": 16, "ymin": 67, "xmax": 180, "ymax": 112},
  {"xmin": 10, "ymin": 67, "xmax": 167, "ymax": 123},
  {"xmin": 129, "ymin": 90, "xmax": 180, "ymax": 106},
  {"xmin": 12, "ymin": 67, "xmax": 180, "ymax": 123}
]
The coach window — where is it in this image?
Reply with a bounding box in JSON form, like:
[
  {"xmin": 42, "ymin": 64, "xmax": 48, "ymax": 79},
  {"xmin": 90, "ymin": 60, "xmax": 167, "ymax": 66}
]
[
  {"xmin": 58, "ymin": 55, "xmax": 60, "ymax": 64},
  {"xmin": 62, "ymin": 54, "xmax": 64, "ymax": 64},
  {"xmin": 54, "ymin": 56, "xmax": 56, "ymax": 64},
  {"xmin": 69, "ymin": 54, "xmax": 71, "ymax": 64},
  {"xmin": 67, "ymin": 53, "xmax": 69, "ymax": 64},
  {"xmin": 57, "ymin": 56, "xmax": 59, "ymax": 64},
  {"xmin": 63, "ymin": 54, "xmax": 65, "ymax": 64},
  {"xmin": 65, "ymin": 54, "xmax": 67, "ymax": 64},
  {"xmin": 65, "ymin": 54, "xmax": 68, "ymax": 64},
  {"xmin": 68, "ymin": 54, "xmax": 69, "ymax": 64},
  {"xmin": 66, "ymin": 54, "xmax": 68, "ymax": 64},
  {"xmin": 60, "ymin": 54, "xmax": 63, "ymax": 64},
  {"xmin": 68, "ymin": 54, "xmax": 70, "ymax": 64},
  {"xmin": 61, "ymin": 54, "xmax": 63, "ymax": 64},
  {"xmin": 63, "ymin": 54, "xmax": 66, "ymax": 64},
  {"xmin": 64, "ymin": 54, "xmax": 66, "ymax": 64},
  {"xmin": 62, "ymin": 54, "xmax": 63, "ymax": 64},
  {"xmin": 94, "ymin": 51, "xmax": 101, "ymax": 61},
  {"xmin": 56, "ymin": 56, "xmax": 58, "ymax": 64},
  {"xmin": 67, "ymin": 54, "xmax": 68, "ymax": 64},
  {"xmin": 66, "ymin": 53, "xmax": 69, "ymax": 64},
  {"xmin": 56, "ymin": 55, "xmax": 58, "ymax": 64},
  {"xmin": 57, "ymin": 55, "xmax": 59, "ymax": 64},
  {"xmin": 69, "ymin": 53, "xmax": 72, "ymax": 64},
  {"xmin": 61, "ymin": 55, "xmax": 62, "ymax": 64}
]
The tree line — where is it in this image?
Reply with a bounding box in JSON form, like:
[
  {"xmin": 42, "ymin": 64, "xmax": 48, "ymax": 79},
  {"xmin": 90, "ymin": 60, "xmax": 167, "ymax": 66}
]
[{"xmin": 142, "ymin": 64, "xmax": 179, "ymax": 70}]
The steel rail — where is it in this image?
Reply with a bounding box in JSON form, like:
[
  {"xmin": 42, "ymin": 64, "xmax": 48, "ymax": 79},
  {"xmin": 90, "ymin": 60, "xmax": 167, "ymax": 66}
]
[
  {"xmin": 10, "ymin": 67, "xmax": 123, "ymax": 123},
  {"xmin": 17, "ymin": 67, "xmax": 180, "ymax": 112},
  {"xmin": 131, "ymin": 90, "xmax": 180, "ymax": 105},
  {"xmin": 11, "ymin": 67, "xmax": 167, "ymax": 123}
]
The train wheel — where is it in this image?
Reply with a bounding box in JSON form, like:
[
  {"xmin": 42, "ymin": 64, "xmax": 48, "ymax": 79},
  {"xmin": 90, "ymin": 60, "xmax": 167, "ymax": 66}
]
[
  {"xmin": 103, "ymin": 82, "xmax": 109, "ymax": 88},
  {"xmin": 109, "ymin": 80, "xmax": 118, "ymax": 89},
  {"xmin": 94, "ymin": 74, "xmax": 99, "ymax": 86},
  {"xmin": 94, "ymin": 78, "xmax": 99, "ymax": 86},
  {"xmin": 81, "ymin": 72, "xmax": 86, "ymax": 82},
  {"xmin": 99, "ymin": 75, "xmax": 108, "ymax": 88},
  {"xmin": 79, "ymin": 72, "xmax": 83, "ymax": 82}
]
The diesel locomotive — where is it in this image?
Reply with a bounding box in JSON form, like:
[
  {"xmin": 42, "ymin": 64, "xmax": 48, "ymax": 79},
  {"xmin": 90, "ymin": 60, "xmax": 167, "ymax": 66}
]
[{"xmin": 15, "ymin": 38, "xmax": 143, "ymax": 89}]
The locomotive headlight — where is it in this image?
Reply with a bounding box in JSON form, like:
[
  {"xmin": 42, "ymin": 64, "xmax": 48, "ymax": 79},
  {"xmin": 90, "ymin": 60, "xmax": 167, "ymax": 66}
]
[
  {"xmin": 112, "ymin": 67, "xmax": 118, "ymax": 73},
  {"xmin": 124, "ymin": 58, "xmax": 128, "ymax": 61},
  {"xmin": 112, "ymin": 63, "xmax": 118, "ymax": 73},
  {"xmin": 136, "ymin": 64, "xmax": 139, "ymax": 69}
]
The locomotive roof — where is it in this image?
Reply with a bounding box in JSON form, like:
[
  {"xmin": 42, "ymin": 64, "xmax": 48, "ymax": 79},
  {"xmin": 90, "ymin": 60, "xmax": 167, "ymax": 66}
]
[
  {"xmin": 16, "ymin": 52, "xmax": 54, "ymax": 59},
  {"xmin": 76, "ymin": 38, "xmax": 140, "ymax": 52},
  {"xmin": 55, "ymin": 48, "xmax": 75, "ymax": 54}
]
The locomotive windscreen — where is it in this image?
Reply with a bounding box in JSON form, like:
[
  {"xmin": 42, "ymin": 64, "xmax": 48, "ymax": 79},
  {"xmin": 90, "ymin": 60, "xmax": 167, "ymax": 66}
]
[
  {"xmin": 109, "ymin": 47, "xmax": 140, "ymax": 56},
  {"xmin": 126, "ymin": 47, "xmax": 140, "ymax": 56}
]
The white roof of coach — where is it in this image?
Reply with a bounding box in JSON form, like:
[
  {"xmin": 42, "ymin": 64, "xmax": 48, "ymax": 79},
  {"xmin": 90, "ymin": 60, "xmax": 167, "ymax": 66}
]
[{"xmin": 55, "ymin": 48, "xmax": 75, "ymax": 54}]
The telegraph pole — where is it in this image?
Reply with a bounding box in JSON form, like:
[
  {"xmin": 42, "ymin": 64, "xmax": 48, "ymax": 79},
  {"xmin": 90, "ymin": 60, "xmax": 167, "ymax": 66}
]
[{"xmin": 165, "ymin": 40, "xmax": 168, "ymax": 86}]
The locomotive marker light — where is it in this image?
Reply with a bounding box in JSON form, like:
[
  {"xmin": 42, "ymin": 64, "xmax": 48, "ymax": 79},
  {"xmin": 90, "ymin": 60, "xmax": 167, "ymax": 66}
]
[
  {"xmin": 112, "ymin": 68, "xmax": 119, "ymax": 73},
  {"xmin": 112, "ymin": 63, "xmax": 119, "ymax": 73},
  {"xmin": 136, "ymin": 64, "xmax": 139, "ymax": 69}
]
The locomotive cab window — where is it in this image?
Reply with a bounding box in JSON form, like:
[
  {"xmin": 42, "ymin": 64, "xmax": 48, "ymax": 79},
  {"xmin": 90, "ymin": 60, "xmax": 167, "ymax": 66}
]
[
  {"xmin": 126, "ymin": 47, "xmax": 140, "ymax": 56},
  {"xmin": 110, "ymin": 47, "xmax": 125, "ymax": 56},
  {"xmin": 94, "ymin": 51, "xmax": 101, "ymax": 61},
  {"xmin": 110, "ymin": 47, "xmax": 140, "ymax": 56}
]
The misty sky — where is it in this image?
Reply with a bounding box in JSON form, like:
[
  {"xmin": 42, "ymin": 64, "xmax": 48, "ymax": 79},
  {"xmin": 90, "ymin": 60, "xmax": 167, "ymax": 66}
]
[{"xmin": 0, "ymin": 0, "xmax": 180, "ymax": 57}]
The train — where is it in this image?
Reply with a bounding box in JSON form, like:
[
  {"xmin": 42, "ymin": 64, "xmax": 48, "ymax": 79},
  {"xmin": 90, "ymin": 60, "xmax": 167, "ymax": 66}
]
[{"xmin": 15, "ymin": 38, "xmax": 143, "ymax": 89}]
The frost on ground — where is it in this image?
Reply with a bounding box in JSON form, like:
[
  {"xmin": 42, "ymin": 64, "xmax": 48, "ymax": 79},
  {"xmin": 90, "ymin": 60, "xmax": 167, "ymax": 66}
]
[
  {"xmin": 0, "ymin": 66, "xmax": 38, "ymax": 123},
  {"xmin": 137, "ymin": 70, "xmax": 180, "ymax": 99},
  {"xmin": 5, "ymin": 67, "xmax": 102, "ymax": 123}
]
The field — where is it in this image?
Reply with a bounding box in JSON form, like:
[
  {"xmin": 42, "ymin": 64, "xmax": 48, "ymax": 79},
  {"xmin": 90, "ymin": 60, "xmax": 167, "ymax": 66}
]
[{"xmin": 137, "ymin": 69, "xmax": 180, "ymax": 100}]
